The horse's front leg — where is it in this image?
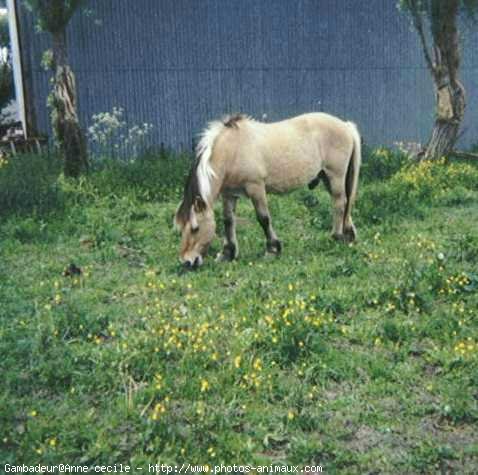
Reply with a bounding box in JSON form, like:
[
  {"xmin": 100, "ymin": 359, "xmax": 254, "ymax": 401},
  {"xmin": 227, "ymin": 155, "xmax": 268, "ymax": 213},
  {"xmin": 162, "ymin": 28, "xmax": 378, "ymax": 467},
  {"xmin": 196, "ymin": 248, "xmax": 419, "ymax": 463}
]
[
  {"xmin": 245, "ymin": 183, "xmax": 282, "ymax": 255},
  {"xmin": 217, "ymin": 194, "xmax": 239, "ymax": 261}
]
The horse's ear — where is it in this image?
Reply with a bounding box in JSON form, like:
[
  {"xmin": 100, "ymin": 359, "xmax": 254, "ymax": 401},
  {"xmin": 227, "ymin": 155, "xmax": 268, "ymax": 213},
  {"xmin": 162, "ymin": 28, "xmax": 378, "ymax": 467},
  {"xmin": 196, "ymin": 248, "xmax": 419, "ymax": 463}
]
[{"xmin": 193, "ymin": 195, "xmax": 207, "ymax": 213}]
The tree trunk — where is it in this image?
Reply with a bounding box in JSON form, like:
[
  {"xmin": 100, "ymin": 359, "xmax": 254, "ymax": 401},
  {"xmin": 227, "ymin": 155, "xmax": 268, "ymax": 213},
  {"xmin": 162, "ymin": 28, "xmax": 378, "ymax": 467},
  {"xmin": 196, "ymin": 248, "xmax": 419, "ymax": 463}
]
[
  {"xmin": 422, "ymin": 0, "xmax": 465, "ymax": 160},
  {"xmin": 51, "ymin": 29, "xmax": 88, "ymax": 177},
  {"xmin": 424, "ymin": 82, "xmax": 465, "ymax": 160}
]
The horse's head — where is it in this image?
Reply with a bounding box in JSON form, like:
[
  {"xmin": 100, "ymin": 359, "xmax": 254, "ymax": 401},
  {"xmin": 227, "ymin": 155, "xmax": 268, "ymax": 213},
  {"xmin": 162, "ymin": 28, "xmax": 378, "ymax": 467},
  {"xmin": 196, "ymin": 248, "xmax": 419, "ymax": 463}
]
[{"xmin": 174, "ymin": 196, "xmax": 216, "ymax": 269}]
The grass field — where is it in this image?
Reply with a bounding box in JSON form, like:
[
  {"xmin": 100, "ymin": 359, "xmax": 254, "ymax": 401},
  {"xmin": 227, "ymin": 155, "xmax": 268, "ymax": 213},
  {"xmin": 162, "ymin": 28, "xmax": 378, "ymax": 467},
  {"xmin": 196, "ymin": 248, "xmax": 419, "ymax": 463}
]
[{"xmin": 1, "ymin": 150, "xmax": 477, "ymax": 473}]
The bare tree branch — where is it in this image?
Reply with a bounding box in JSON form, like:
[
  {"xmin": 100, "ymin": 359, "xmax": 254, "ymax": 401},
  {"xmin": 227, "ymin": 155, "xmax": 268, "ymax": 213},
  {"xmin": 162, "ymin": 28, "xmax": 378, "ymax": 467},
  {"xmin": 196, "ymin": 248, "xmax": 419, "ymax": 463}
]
[
  {"xmin": 450, "ymin": 150, "xmax": 478, "ymax": 160},
  {"xmin": 409, "ymin": 0, "xmax": 436, "ymax": 77}
]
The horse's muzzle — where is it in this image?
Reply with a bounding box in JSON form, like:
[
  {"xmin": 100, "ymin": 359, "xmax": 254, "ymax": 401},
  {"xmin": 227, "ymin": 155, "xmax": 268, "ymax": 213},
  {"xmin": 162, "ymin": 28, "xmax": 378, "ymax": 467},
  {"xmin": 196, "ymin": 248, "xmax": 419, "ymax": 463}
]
[{"xmin": 183, "ymin": 256, "xmax": 202, "ymax": 270}]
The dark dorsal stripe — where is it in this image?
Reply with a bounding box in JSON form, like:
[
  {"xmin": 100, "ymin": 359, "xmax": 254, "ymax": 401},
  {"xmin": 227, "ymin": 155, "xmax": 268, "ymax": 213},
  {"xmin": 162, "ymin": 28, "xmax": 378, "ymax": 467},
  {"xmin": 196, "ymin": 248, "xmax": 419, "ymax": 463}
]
[{"xmin": 223, "ymin": 114, "xmax": 246, "ymax": 128}]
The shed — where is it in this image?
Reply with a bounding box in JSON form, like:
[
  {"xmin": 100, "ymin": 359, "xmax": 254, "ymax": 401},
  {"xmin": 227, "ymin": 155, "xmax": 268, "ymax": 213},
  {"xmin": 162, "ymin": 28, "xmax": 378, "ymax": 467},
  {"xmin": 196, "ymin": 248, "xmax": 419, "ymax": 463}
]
[{"xmin": 8, "ymin": 0, "xmax": 478, "ymax": 150}]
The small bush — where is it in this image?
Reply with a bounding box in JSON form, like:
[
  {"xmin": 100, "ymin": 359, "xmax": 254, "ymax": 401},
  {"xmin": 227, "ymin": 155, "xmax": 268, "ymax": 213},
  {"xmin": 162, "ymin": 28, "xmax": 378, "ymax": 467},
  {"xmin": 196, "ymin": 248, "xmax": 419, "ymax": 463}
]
[
  {"xmin": 392, "ymin": 157, "xmax": 478, "ymax": 195},
  {"xmin": 0, "ymin": 149, "xmax": 192, "ymax": 216},
  {"xmin": 87, "ymin": 148, "xmax": 191, "ymax": 202},
  {"xmin": 357, "ymin": 157, "xmax": 478, "ymax": 224},
  {"xmin": 87, "ymin": 107, "xmax": 154, "ymax": 160},
  {"xmin": 360, "ymin": 146, "xmax": 410, "ymax": 183}
]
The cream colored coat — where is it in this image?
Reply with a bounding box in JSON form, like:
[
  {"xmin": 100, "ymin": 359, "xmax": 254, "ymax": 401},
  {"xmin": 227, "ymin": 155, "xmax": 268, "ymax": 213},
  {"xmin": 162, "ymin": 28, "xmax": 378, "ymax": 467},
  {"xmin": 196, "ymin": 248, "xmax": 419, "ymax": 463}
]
[{"xmin": 175, "ymin": 113, "xmax": 361, "ymax": 268}]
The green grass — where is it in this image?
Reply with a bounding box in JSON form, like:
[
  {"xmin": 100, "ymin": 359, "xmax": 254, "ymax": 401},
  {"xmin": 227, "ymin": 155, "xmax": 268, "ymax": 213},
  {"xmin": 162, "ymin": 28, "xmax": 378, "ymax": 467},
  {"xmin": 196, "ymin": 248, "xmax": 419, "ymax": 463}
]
[{"xmin": 1, "ymin": 151, "xmax": 478, "ymax": 473}]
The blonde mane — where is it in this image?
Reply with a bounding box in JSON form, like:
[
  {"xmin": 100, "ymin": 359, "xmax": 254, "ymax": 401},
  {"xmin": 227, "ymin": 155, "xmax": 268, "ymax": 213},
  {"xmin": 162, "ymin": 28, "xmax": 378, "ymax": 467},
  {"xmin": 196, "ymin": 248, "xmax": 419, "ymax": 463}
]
[
  {"xmin": 175, "ymin": 114, "xmax": 248, "ymax": 227},
  {"xmin": 195, "ymin": 114, "xmax": 249, "ymax": 200},
  {"xmin": 195, "ymin": 121, "xmax": 222, "ymax": 201}
]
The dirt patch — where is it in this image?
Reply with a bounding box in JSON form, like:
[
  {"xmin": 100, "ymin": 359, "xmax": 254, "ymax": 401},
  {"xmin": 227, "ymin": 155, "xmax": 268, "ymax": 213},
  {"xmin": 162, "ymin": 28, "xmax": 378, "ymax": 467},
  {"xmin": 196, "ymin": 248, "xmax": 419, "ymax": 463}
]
[
  {"xmin": 346, "ymin": 425, "xmax": 389, "ymax": 453},
  {"xmin": 420, "ymin": 417, "xmax": 478, "ymax": 447}
]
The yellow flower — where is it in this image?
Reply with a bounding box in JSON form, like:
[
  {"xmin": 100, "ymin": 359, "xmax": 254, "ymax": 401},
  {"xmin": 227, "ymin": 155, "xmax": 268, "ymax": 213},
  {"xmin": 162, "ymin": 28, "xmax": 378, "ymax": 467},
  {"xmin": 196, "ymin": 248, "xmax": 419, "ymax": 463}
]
[
  {"xmin": 287, "ymin": 410, "xmax": 295, "ymax": 420},
  {"xmin": 151, "ymin": 401, "xmax": 167, "ymax": 420},
  {"xmin": 234, "ymin": 356, "xmax": 241, "ymax": 368},
  {"xmin": 29, "ymin": 410, "xmax": 37, "ymax": 417},
  {"xmin": 154, "ymin": 373, "xmax": 163, "ymax": 390},
  {"xmin": 200, "ymin": 379, "xmax": 210, "ymax": 392},
  {"xmin": 207, "ymin": 447, "xmax": 216, "ymax": 457}
]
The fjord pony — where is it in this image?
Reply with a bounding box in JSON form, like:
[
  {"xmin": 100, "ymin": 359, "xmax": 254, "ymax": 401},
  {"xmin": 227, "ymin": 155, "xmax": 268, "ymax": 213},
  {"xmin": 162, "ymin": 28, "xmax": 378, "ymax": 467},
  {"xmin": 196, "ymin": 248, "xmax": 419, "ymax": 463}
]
[{"xmin": 175, "ymin": 113, "xmax": 361, "ymax": 268}]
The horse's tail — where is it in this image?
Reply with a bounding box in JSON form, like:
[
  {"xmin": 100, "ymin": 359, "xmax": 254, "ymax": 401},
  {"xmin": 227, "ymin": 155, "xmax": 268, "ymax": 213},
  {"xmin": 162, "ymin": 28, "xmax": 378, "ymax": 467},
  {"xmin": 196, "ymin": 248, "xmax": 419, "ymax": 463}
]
[{"xmin": 343, "ymin": 122, "xmax": 361, "ymax": 229}]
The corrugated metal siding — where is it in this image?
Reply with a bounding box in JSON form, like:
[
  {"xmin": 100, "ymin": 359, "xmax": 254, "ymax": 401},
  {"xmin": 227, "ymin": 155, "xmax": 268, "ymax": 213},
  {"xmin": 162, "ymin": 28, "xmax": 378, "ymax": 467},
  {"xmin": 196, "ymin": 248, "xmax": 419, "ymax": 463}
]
[{"xmin": 17, "ymin": 0, "xmax": 478, "ymax": 150}]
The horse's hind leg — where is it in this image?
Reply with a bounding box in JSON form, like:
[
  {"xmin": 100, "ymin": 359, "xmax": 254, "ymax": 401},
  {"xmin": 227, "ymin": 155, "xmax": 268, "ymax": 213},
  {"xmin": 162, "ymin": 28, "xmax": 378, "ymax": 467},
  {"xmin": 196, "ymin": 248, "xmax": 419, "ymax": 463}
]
[
  {"xmin": 217, "ymin": 194, "xmax": 239, "ymax": 261},
  {"xmin": 245, "ymin": 183, "xmax": 282, "ymax": 255},
  {"xmin": 343, "ymin": 211, "xmax": 357, "ymax": 242},
  {"xmin": 328, "ymin": 175, "xmax": 347, "ymax": 241},
  {"xmin": 342, "ymin": 175, "xmax": 357, "ymax": 242}
]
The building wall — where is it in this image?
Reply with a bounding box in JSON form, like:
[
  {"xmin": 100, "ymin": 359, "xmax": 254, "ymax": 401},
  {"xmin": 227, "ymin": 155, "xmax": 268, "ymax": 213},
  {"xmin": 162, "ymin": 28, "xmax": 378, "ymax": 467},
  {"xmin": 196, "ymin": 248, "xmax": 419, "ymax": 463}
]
[{"xmin": 17, "ymin": 0, "xmax": 478, "ymax": 150}]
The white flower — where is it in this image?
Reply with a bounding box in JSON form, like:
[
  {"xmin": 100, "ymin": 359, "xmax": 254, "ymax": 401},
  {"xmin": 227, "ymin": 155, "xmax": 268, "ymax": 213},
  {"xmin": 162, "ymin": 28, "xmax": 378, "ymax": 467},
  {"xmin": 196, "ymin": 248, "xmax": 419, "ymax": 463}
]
[{"xmin": 87, "ymin": 107, "xmax": 153, "ymax": 160}]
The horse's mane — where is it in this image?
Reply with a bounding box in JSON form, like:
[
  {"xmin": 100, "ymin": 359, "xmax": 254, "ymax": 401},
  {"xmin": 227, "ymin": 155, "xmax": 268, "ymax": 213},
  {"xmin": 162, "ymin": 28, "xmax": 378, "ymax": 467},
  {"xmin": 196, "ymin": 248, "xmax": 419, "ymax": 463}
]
[
  {"xmin": 175, "ymin": 114, "xmax": 248, "ymax": 226},
  {"xmin": 175, "ymin": 158, "xmax": 202, "ymax": 227},
  {"xmin": 223, "ymin": 114, "xmax": 248, "ymax": 128}
]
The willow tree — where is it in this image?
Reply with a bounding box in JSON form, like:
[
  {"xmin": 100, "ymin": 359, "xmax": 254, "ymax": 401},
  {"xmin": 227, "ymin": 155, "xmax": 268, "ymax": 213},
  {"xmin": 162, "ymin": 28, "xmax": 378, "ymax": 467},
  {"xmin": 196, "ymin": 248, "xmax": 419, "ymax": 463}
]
[
  {"xmin": 400, "ymin": 0, "xmax": 477, "ymax": 160},
  {"xmin": 24, "ymin": 0, "xmax": 87, "ymax": 176}
]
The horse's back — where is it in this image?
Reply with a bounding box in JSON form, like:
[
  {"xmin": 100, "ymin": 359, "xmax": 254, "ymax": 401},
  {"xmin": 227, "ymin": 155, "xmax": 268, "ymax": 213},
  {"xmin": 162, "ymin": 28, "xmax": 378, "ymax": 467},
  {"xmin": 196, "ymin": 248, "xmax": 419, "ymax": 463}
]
[
  {"xmin": 287, "ymin": 113, "xmax": 354, "ymax": 146},
  {"xmin": 259, "ymin": 113, "xmax": 354, "ymax": 192},
  {"xmin": 214, "ymin": 112, "xmax": 356, "ymax": 193}
]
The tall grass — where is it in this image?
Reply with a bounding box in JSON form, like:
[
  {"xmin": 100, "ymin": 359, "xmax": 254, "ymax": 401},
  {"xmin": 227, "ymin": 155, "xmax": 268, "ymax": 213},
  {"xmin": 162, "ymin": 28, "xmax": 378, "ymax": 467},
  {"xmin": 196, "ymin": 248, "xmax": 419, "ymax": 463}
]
[
  {"xmin": 0, "ymin": 151, "xmax": 63, "ymax": 216},
  {"xmin": 1, "ymin": 145, "xmax": 477, "ymax": 226},
  {"xmin": 0, "ymin": 149, "xmax": 192, "ymax": 217}
]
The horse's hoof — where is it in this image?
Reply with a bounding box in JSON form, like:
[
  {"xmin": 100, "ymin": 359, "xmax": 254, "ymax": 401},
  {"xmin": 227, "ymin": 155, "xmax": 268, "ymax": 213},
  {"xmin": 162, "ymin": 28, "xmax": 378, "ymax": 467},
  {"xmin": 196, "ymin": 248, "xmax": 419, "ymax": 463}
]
[
  {"xmin": 216, "ymin": 253, "xmax": 230, "ymax": 262},
  {"xmin": 217, "ymin": 242, "xmax": 238, "ymax": 262},
  {"xmin": 344, "ymin": 233, "xmax": 356, "ymax": 244},
  {"xmin": 344, "ymin": 226, "xmax": 357, "ymax": 242},
  {"xmin": 216, "ymin": 248, "xmax": 237, "ymax": 262},
  {"xmin": 266, "ymin": 240, "xmax": 282, "ymax": 255},
  {"xmin": 332, "ymin": 233, "xmax": 346, "ymax": 243}
]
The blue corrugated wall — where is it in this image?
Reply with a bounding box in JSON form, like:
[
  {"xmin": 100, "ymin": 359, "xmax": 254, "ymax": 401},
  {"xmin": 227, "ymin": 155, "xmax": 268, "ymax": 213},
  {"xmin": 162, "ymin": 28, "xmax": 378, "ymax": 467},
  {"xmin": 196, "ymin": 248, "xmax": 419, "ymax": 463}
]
[{"xmin": 18, "ymin": 0, "xmax": 478, "ymax": 150}]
